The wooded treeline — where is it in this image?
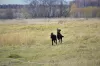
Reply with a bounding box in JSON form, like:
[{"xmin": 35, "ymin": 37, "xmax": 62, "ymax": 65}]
[
  {"xmin": 70, "ymin": 0, "xmax": 100, "ymax": 18},
  {"xmin": 0, "ymin": 0, "xmax": 69, "ymax": 19},
  {"xmin": 0, "ymin": 0, "xmax": 100, "ymax": 19}
]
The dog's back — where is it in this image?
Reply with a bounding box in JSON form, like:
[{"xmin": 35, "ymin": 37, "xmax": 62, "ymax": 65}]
[
  {"xmin": 50, "ymin": 33, "xmax": 57, "ymax": 45},
  {"xmin": 51, "ymin": 33, "xmax": 57, "ymax": 40}
]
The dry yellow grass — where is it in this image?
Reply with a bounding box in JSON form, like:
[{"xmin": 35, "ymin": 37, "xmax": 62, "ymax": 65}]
[{"xmin": 0, "ymin": 18, "xmax": 100, "ymax": 66}]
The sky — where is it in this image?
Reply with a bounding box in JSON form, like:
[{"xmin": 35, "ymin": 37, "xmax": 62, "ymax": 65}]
[
  {"xmin": 0, "ymin": 0, "xmax": 27, "ymax": 4},
  {"xmin": 0, "ymin": 0, "xmax": 73, "ymax": 4}
]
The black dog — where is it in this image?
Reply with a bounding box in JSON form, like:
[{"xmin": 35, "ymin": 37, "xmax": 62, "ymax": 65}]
[
  {"xmin": 57, "ymin": 28, "xmax": 64, "ymax": 43},
  {"xmin": 50, "ymin": 33, "xmax": 57, "ymax": 45}
]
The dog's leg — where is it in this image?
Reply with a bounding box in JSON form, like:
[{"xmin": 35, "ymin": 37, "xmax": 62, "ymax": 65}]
[
  {"xmin": 61, "ymin": 38, "xmax": 62, "ymax": 43},
  {"xmin": 58, "ymin": 39, "xmax": 60, "ymax": 43},
  {"xmin": 56, "ymin": 39, "xmax": 57, "ymax": 45},
  {"xmin": 52, "ymin": 40, "xmax": 53, "ymax": 45},
  {"xmin": 54, "ymin": 40, "xmax": 57, "ymax": 45},
  {"xmin": 54, "ymin": 40, "xmax": 56, "ymax": 43}
]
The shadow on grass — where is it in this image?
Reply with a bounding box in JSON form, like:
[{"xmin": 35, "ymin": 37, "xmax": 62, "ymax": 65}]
[{"xmin": 8, "ymin": 54, "xmax": 22, "ymax": 59}]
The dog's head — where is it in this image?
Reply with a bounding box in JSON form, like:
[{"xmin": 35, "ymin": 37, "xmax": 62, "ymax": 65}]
[
  {"xmin": 57, "ymin": 28, "xmax": 61, "ymax": 33},
  {"xmin": 51, "ymin": 32, "xmax": 54, "ymax": 36}
]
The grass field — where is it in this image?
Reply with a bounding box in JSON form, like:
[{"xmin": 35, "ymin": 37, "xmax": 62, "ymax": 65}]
[{"xmin": 0, "ymin": 18, "xmax": 100, "ymax": 66}]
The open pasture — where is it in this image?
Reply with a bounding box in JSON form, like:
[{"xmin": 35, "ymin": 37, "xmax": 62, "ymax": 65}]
[{"xmin": 0, "ymin": 18, "xmax": 100, "ymax": 66}]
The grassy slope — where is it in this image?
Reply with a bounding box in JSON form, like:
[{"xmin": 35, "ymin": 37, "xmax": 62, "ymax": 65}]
[{"xmin": 0, "ymin": 19, "xmax": 100, "ymax": 66}]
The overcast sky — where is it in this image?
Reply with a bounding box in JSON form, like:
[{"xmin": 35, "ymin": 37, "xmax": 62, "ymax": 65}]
[
  {"xmin": 0, "ymin": 0, "xmax": 26, "ymax": 4},
  {"xmin": 0, "ymin": 0, "xmax": 73, "ymax": 4}
]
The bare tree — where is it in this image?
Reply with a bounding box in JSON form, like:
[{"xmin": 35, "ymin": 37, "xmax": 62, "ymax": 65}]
[
  {"xmin": 6, "ymin": 8, "xmax": 13, "ymax": 19},
  {"xmin": 24, "ymin": 0, "xmax": 68, "ymax": 18}
]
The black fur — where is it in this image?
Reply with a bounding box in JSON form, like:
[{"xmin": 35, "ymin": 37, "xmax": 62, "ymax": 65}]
[
  {"xmin": 57, "ymin": 28, "xmax": 64, "ymax": 43},
  {"xmin": 50, "ymin": 33, "xmax": 57, "ymax": 45}
]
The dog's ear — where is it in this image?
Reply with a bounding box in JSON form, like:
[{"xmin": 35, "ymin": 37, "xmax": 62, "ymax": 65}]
[{"xmin": 51, "ymin": 32, "xmax": 53, "ymax": 35}]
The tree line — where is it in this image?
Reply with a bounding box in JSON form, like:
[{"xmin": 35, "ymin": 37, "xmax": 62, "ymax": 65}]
[
  {"xmin": 0, "ymin": 0, "xmax": 69, "ymax": 19},
  {"xmin": 70, "ymin": 0, "xmax": 100, "ymax": 18},
  {"xmin": 0, "ymin": 0, "xmax": 100, "ymax": 19}
]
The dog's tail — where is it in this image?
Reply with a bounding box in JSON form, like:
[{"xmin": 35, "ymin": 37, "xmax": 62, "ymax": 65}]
[{"xmin": 62, "ymin": 36, "xmax": 64, "ymax": 37}]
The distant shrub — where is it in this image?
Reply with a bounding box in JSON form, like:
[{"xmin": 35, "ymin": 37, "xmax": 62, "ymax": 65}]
[{"xmin": 58, "ymin": 20, "xmax": 66, "ymax": 24}]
